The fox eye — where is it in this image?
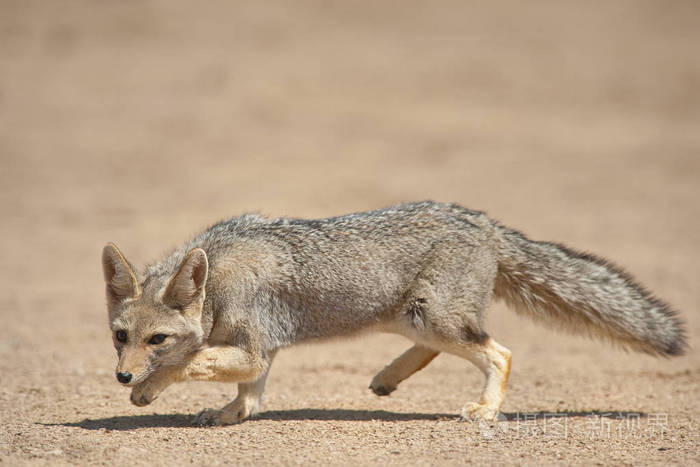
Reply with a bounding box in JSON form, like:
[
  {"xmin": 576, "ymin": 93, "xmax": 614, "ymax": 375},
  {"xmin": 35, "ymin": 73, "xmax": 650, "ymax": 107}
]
[
  {"xmin": 148, "ymin": 334, "xmax": 167, "ymax": 345},
  {"xmin": 115, "ymin": 330, "xmax": 127, "ymax": 343}
]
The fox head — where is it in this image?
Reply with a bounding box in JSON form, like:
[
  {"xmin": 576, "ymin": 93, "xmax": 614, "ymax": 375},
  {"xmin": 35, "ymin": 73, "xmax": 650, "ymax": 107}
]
[{"xmin": 101, "ymin": 243, "xmax": 208, "ymax": 386}]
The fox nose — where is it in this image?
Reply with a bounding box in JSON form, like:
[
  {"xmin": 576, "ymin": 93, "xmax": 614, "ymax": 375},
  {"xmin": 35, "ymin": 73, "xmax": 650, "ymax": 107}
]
[{"xmin": 116, "ymin": 372, "xmax": 132, "ymax": 384}]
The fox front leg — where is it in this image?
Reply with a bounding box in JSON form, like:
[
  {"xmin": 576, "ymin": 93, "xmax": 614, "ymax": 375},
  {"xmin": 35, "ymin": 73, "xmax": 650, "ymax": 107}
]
[
  {"xmin": 130, "ymin": 366, "xmax": 179, "ymax": 407},
  {"xmin": 173, "ymin": 345, "xmax": 269, "ymax": 426},
  {"xmin": 193, "ymin": 356, "xmax": 275, "ymax": 426},
  {"xmin": 180, "ymin": 345, "xmax": 266, "ymax": 383}
]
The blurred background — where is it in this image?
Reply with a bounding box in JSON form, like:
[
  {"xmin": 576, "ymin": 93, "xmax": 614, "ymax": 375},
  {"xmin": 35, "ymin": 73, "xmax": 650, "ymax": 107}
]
[
  {"xmin": 2, "ymin": 0, "xmax": 698, "ymax": 342},
  {"xmin": 0, "ymin": 1, "xmax": 698, "ymax": 463}
]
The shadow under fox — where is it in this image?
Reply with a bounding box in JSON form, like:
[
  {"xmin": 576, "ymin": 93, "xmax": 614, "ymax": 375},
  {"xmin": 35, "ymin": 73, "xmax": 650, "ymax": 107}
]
[{"xmin": 101, "ymin": 201, "xmax": 686, "ymax": 424}]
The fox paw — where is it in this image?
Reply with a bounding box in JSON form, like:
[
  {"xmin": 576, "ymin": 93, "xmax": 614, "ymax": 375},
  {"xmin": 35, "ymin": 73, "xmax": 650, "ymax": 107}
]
[
  {"xmin": 193, "ymin": 400, "xmax": 257, "ymax": 426},
  {"xmin": 369, "ymin": 374, "xmax": 397, "ymax": 396},
  {"xmin": 130, "ymin": 385, "xmax": 158, "ymax": 407},
  {"xmin": 459, "ymin": 402, "xmax": 502, "ymax": 422},
  {"xmin": 130, "ymin": 371, "xmax": 176, "ymax": 407},
  {"xmin": 220, "ymin": 397, "xmax": 259, "ymax": 423}
]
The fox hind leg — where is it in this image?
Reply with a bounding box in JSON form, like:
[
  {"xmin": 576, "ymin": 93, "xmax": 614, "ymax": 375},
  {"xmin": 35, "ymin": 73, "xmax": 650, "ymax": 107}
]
[
  {"xmin": 370, "ymin": 345, "xmax": 440, "ymax": 396},
  {"xmin": 443, "ymin": 336, "xmax": 512, "ymax": 422},
  {"xmin": 409, "ymin": 248, "xmax": 508, "ymax": 421}
]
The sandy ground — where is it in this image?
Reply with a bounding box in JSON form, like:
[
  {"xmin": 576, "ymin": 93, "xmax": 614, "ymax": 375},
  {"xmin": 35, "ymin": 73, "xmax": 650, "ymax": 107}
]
[{"xmin": 1, "ymin": 1, "xmax": 699, "ymax": 465}]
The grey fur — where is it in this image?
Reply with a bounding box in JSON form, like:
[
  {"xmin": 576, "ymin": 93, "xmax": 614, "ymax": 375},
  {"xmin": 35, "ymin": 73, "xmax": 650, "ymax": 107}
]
[
  {"xmin": 105, "ymin": 201, "xmax": 686, "ymax": 423},
  {"xmin": 494, "ymin": 225, "xmax": 686, "ymax": 356},
  {"xmin": 145, "ymin": 201, "xmax": 686, "ymax": 356}
]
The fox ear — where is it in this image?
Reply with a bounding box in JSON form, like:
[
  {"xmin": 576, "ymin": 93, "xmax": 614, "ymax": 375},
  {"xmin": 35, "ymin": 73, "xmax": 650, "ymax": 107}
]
[
  {"xmin": 163, "ymin": 248, "xmax": 208, "ymax": 310},
  {"xmin": 102, "ymin": 243, "xmax": 141, "ymax": 306}
]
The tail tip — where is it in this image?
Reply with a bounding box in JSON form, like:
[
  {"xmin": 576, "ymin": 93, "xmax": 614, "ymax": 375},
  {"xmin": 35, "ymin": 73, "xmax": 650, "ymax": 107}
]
[
  {"xmin": 656, "ymin": 319, "xmax": 688, "ymax": 357},
  {"xmin": 663, "ymin": 337, "xmax": 688, "ymax": 357}
]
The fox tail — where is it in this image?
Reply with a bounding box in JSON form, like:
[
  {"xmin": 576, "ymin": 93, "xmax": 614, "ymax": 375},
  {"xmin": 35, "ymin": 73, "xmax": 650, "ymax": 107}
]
[{"xmin": 492, "ymin": 224, "xmax": 686, "ymax": 357}]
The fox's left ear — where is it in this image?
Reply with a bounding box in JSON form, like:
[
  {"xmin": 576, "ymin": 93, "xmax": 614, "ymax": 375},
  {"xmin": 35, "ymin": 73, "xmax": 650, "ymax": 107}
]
[{"xmin": 163, "ymin": 248, "xmax": 209, "ymax": 311}]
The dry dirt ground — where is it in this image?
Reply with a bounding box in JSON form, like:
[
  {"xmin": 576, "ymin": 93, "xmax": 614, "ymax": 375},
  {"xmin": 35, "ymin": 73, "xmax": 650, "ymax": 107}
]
[{"xmin": 1, "ymin": 1, "xmax": 699, "ymax": 465}]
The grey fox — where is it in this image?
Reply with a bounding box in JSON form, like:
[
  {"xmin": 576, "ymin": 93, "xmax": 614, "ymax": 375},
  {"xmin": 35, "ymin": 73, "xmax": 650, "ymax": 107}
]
[{"xmin": 101, "ymin": 201, "xmax": 686, "ymax": 424}]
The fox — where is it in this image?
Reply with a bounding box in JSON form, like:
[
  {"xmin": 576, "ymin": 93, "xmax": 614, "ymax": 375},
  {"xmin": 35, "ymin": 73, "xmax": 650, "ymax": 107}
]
[{"xmin": 101, "ymin": 201, "xmax": 686, "ymax": 425}]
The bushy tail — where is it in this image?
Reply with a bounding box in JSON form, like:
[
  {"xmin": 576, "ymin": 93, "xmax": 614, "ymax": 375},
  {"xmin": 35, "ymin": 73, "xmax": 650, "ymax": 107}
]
[{"xmin": 492, "ymin": 224, "xmax": 686, "ymax": 356}]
